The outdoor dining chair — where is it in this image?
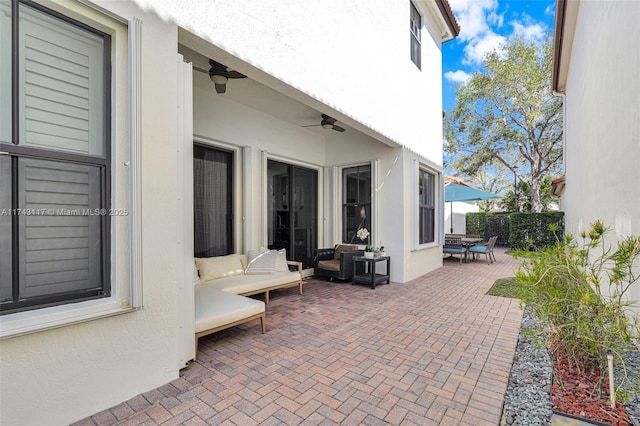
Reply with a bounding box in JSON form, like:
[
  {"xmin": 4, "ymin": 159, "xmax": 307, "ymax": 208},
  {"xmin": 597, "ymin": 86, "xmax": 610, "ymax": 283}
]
[{"xmin": 469, "ymin": 236, "xmax": 498, "ymax": 264}]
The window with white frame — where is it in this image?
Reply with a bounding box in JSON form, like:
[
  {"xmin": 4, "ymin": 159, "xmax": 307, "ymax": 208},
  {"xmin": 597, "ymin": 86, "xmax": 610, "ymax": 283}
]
[
  {"xmin": 0, "ymin": 0, "xmax": 112, "ymax": 314},
  {"xmin": 410, "ymin": 1, "xmax": 422, "ymax": 69},
  {"xmin": 342, "ymin": 165, "xmax": 371, "ymax": 244},
  {"xmin": 418, "ymin": 168, "xmax": 435, "ymax": 244}
]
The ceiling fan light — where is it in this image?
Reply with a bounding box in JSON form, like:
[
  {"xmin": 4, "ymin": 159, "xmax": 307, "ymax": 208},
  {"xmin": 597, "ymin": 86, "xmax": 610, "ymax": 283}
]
[
  {"xmin": 210, "ymin": 74, "xmax": 228, "ymax": 85},
  {"xmin": 321, "ymin": 122, "xmax": 333, "ymax": 129}
]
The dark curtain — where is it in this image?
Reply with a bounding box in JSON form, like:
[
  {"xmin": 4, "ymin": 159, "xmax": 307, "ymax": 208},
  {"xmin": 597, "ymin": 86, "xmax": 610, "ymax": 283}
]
[{"xmin": 193, "ymin": 145, "xmax": 232, "ymax": 257}]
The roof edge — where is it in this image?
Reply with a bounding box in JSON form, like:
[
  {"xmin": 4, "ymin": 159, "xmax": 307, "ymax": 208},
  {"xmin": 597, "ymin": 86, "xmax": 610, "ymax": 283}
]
[
  {"xmin": 551, "ymin": 0, "xmax": 566, "ymax": 92},
  {"xmin": 435, "ymin": 0, "xmax": 460, "ymax": 39},
  {"xmin": 552, "ymin": 0, "xmax": 580, "ymax": 92}
]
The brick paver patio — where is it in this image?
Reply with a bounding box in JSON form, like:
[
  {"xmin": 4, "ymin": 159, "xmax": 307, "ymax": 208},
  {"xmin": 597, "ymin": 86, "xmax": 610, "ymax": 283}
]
[{"xmin": 76, "ymin": 248, "xmax": 523, "ymax": 425}]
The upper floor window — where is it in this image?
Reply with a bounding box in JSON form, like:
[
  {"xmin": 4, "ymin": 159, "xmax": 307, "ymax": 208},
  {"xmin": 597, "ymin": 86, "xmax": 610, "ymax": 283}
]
[
  {"xmin": 342, "ymin": 165, "xmax": 371, "ymax": 244},
  {"xmin": 419, "ymin": 169, "xmax": 435, "ymax": 244},
  {"xmin": 0, "ymin": 0, "xmax": 111, "ymax": 314},
  {"xmin": 410, "ymin": 2, "xmax": 422, "ymax": 69}
]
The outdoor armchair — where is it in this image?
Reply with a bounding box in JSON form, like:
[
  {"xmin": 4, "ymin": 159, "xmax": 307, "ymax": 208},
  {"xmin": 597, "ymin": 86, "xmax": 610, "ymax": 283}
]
[
  {"xmin": 443, "ymin": 236, "xmax": 467, "ymax": 263},
  {"xmin": 314, "ymin": 244, "xmax": 364, "ymax": 280},
  {"xmin": 469, "ymin": 236, "xmax": 498, "ymax": 264}
]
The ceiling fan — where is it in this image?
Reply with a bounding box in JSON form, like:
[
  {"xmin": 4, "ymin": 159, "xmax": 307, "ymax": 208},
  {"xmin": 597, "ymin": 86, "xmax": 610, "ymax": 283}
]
[
  {"xmin": 193, "ymin": 59, "xmax": 247, "ymax": 94},
  {"xmin": 303, "ymin": 114, "xmax": 346, "ymax": 132}
]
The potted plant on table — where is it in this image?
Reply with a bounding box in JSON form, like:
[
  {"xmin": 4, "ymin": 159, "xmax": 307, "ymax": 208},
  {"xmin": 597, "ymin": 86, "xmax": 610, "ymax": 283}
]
[
  {"xmin": 364, "ymin": 245, "xmax": 374, "ymax": 258},
  {"xmin": 357, "ymin": 228, "xmax": 374, "ymax": 258}
]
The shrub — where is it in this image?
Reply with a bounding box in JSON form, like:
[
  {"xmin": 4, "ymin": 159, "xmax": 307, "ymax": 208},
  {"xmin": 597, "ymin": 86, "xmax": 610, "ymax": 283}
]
[
  {"xmin": 510, "ymin": 211, "xmax": 565, "ymax": 249},
  {"xmin": 515, "ymin": 221, "xmax": 640, "ymax": 395}
]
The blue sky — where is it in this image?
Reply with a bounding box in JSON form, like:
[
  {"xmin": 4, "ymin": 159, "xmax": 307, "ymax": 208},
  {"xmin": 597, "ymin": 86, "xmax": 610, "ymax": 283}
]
[{"xmin": 443, "ymin": 0, "xmax": 557, "ymax": 114}]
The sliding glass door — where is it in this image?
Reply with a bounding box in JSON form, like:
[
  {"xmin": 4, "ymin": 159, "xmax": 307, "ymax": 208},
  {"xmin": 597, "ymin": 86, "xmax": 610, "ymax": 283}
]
[{"xmin": 267, "ymin": 160, "xmax": 317, "ymax": 269}]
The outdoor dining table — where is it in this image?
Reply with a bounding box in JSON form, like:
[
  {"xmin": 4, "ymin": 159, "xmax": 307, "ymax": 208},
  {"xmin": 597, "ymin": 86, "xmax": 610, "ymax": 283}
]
[{"xmin": 460, "ymin": 237, "xmax": 483, "ymax": 263}]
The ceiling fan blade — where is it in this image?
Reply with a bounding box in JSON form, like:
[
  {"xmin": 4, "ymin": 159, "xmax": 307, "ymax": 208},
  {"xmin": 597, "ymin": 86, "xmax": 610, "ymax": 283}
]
[
  {"xmin": 332, "ymin": 125, "xmax": 346, "ymax": 132},
  {"xmin": 227, "ymin": 70, "xmax": 247, "ymax": 79},
  {"xmin": 214, "ymin": 83, "xmax": 226, "ymax": 94}
]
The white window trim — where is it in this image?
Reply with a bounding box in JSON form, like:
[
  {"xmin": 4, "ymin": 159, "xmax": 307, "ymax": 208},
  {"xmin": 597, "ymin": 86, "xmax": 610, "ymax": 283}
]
[
  {"xmin": 412, "ymin": 159, "xmax": 441, "ymax": 251},
  {"xmin": 1, "ymin": 7, "xmax": 142, "ymax": 339}
]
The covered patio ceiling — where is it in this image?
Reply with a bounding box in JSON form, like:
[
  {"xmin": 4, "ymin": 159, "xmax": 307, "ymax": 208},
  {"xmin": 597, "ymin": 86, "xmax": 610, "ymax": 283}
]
[
  {"xmin": 177, "ymin": 32, "xmax": 401, "ymax": 149},
  {"xmin": 179, "ymin": 45, "xmax": 338, "ymax": 137}
]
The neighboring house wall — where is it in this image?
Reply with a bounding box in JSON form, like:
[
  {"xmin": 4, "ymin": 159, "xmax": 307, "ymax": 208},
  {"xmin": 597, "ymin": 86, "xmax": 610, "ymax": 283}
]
[
  {"xmin": 445, "ymin": 201, "xmax": 479, "ymax": 235},
  {"xmin": 554, "ymin": 1, "xmax": 640, "ymax": 299}
]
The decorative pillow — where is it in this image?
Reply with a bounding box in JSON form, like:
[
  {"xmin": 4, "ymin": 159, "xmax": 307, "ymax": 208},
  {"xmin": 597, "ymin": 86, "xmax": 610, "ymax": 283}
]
[
  {"xmin": 193, "ymin": 260, "xmax": 200, "ymax": 286},
  {"xmin": 195, "ymin": 254, "xmax": 245, "ymax": 281},
  {"xmin": 246, "ymin": 249, "xmax": 277, "ymax": 275},
  {"xmin": 274, "ymin": 248, "xmax": 289, "ymax": 272},
  {"xmin": 334, "ymin": 244, "xmax": 357, "ymax": 260}
]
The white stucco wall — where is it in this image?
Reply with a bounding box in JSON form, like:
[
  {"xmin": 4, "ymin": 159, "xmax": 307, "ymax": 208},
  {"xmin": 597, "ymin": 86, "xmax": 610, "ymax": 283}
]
[
  {"xmin": 0, "ymin": 2, "xmax": 183, "ymax": 424},
  {"xmin": 561, "ymin": 2, "xmax": 640, "ymax": 297},
  {"xmin": 192, "ymin": 71, "xmax": 443, "ymax": 283},
  {"xmin": 176, "ymin": 0, "xmax": 447, "ymax": 282},
  {"xmin": 445, "ymin": 201, "xmax": 479, "ymax": 235},
  {"xmin": 134, "ymin": 0, "xmax": 445, "ymax": 160}
]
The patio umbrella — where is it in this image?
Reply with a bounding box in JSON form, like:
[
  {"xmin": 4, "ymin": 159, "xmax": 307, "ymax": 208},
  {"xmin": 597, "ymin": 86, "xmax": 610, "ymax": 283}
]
[{"xmin": 444, "ymin": 182, "xmax": 501, "ymax": 234}]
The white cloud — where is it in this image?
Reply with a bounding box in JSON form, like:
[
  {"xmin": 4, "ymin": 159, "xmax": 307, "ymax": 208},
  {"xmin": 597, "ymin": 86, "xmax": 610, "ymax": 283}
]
[
  {"xmin": 447, "ymin": 1, "xmax": 548, "ymax": 67},
  {"xmin": 463, "ymin": 31, "xmax": 506, "ymax": 65},
  {"xmin": 444, "ymin": 70, "xmax": 472, "ymax": 84},
  {"xmin": 448, "ymin": 0, "xmax": 498, "ymax": 42},
  {"xmin": 545, "ymin": 4, "xmax": 555, "ymax": 16},
  {"xmin": 487, "ymin": 10, "xmax": 504, "ymax": 28},
  {"xmin": 511, "ymin": 19, "xmax": 546, "ymax": 41}
]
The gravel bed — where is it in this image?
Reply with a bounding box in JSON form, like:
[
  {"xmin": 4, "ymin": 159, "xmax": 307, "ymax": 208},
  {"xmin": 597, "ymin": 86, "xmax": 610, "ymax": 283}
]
[
  {"xmin": 616, "ymin": 351, "xmax": 640, "ymax": 425},
  {"xmin": 502, "ymin": 306, "xmax": 640, "ymax": 425},
  {"xmin": 501, "ymin": 306, "xmax": 554, "ymax": 425}
]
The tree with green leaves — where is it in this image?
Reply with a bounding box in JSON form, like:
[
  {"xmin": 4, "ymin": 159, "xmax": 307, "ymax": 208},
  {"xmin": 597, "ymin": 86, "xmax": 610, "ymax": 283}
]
[
  {"xmin": 445, "ymin": 36, "xmax": 563, "ymax": 213},
  {"xmin": 501, "ymin": 176, "xmax": 560, "ymax": 212}
]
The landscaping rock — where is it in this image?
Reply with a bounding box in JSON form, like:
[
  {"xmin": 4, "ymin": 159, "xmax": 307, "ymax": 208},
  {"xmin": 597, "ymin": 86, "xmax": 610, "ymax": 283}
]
[{"xmin": 501, "ymin": 306, "xmax": 553, "ymax": 425}]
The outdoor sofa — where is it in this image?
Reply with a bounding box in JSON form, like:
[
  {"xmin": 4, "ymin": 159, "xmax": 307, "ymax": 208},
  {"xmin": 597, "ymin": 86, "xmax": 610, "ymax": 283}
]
[{"xmin": 193, "ymin": 250, "xmax": 302, "ymax": 355}]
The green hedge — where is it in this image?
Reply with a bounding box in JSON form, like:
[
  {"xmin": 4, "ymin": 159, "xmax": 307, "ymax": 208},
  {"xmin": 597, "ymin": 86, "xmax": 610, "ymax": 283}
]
[
  {"xmin": 466, "ymin": 211, "xmax": 564, "ymax": 249},
  {"xmin": 509, "ymin": 212, "xmax": 565, "ymax": 249},
  {"xmin": 466, "ymin": 212, "xmax": 493, "ymax": 238}
]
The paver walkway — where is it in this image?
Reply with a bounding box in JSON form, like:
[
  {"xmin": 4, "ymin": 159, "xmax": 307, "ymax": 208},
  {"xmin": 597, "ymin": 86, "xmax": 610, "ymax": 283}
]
[{"xmin": 76, "ymin": 248, "xmax": 523, "ymax": 425}]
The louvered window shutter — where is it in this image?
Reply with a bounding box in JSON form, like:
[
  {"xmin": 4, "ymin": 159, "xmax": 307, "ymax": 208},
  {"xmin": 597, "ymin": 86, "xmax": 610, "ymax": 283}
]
[
  {"xmin": 1, "ymin": 1, "xmax": 110, "ymax": 313},
  {"xmin": 18, "ymin": 159, "xmax": 103, "ymax": 298},
  {"xmin": 19, "ymin": 3, "xmax": 104, "ymax": 155}
]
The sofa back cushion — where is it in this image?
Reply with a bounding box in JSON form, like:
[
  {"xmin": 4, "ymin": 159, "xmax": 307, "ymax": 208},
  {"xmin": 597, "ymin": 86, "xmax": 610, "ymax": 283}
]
[
  {"xmin": 246, "ymin": 249, "xmax": 277, "ymax": 275},
  {"xmin": 244, "ymin": 248, "xmax": 289, "ymax": 274},
  {"xmin": 196, "ymin": 254, "xmax": 245, "ymax": 282},
  {"xmin": 274, "ymin": 248, "xmax": 288, "ymax": 272},
  {"xmin": 334, "ymin": 244, "xmax": 358, "ymax": 260}
]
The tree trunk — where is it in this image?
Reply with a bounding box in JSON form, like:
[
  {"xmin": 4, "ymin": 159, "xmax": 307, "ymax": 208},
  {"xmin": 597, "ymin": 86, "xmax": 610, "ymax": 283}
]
[{"xmin": 530, "ymin": 178, "xmax": 542, "ymax": 213}]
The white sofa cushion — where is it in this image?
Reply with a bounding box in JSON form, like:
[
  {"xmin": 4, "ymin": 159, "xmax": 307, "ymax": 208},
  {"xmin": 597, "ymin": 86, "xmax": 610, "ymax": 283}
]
[
  {"xmin": 195, "ymin": 254, "xmax": 245, "ymax": 281},
  {"xmin": 246, "ymin": 249, "xmax": 276, "ymax": 275},
  {"xmin": 201, "ymin": 270, "xmax": 300, "ymax": 295},
  {"xmin": 274, "ymin": 248, "xmax": 288, "ymax": 272},
  {"xmin": 194, "ymin": 286, "xmax": 264, "ymax": 334}
]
